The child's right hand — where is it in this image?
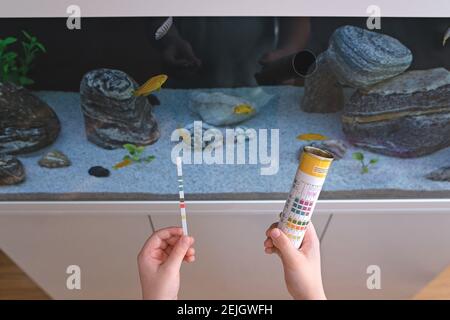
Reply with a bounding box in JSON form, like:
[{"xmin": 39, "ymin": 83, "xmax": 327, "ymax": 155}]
[{"xmin": 264, "ymin": 222, "xmax": 327, "ymax": 300}]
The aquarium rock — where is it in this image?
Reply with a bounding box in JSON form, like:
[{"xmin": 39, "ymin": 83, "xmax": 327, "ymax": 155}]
[
  {"xmin": 0, "ymin": 155, "xmax": 25, "ymax": 186},
  {"xmin": 342, "ymin": 68, "xmax": 450, "ymax": 158},
  {"xmin": 179, "ymin": 123, "xmax": 256, "ymax": 152},
  {"xmin": 0, "ymin": 82, "xmax": 60, "ymax": 155},
  {"xmin": 88, "ymin": 166, "xmax": 110, "ymax": 178},
  {"xmin": 309, "ymin": 139, "xmax": 348, "ymax": 160},
  {"xmin": 147, "ymin": 94, "xmax": 160, "ymax": 106},
  {"xmin": 326, "ymin": 25, "xmax": 412, "ymax": 88},
  {"xmin": 426, "ymin": 166, "xmax": 450, "ymax": 182},
  {"xmin": 80, "ymin": 69, "xmax": 160, "ymax": 149},
  {"xmin": 38, "ymin": 150, "xmax": 71, "ymax": 168},
  {"xmin": 189, "ymin": 88, "xmax": 272, "ymax": 126},
  {"xmin": 301, "ymin": 53, "xmax": 344, "ymax": 113}
]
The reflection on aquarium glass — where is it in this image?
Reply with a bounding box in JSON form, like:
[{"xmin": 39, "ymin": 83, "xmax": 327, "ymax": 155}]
[{"xmin": 0, "ymin": 17, "xmax": 449, "ymax": 200}]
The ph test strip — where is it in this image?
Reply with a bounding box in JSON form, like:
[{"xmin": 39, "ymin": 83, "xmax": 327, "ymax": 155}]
[{"xmin": 176, "ymin": 156, "xmax": 189, "ymax": 236}]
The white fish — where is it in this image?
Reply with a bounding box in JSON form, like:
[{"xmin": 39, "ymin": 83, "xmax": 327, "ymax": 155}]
[
  {"xmin": 155, "ymin": 17, "xmax": 173, "ymax": 40},
  {"xmin": 443, "ymin": 27, "xmax": 450, "ymax": 47}
]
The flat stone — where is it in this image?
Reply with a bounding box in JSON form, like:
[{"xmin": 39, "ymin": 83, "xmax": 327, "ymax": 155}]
[
  {"xmin": 326, "ymin": 25, "xmax": 412, "ymax": 88},
  {"xmin": 342, "ymin": 68, "xmax": 450, "ymax": 157},
  {"xmin": 0, "ymin": 155, "xmax": 25, "ymax": 186},
  {"xmin": 38, "ymin": 150, "xmax": 71, "ymax": 168},
  {"xmin": 189, "ymin": 88, "xmax": 272, "ymax": 126},
  {"xmin": 426, "ymin": 166, "xmax": 450, "ymax": 182},
  {"xmin": 363, "ymin": 67, "xmax": 450, "ymax": 96},
  {"xmin": 0, "ymin": 82, "xmax": 60, "ymax": 155},
  {"xmin": 80, "ymin": 69, "xmax": 160, "ymax": 149},
  {"xmin": 88, "ymin": 166, "xmax": 110, "ymax": 178}
]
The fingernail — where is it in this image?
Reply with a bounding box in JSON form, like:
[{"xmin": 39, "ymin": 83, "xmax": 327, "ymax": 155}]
[
  {"xmin": 181, "ymin": 236, "xmax": 190, "ymax": 245},
  {"xmin": 270, "ymin": 228, "xmax": 281, "ymax": 239}
]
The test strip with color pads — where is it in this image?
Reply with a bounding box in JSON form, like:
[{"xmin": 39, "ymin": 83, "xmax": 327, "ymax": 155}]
[
  {"xmin": 278, "ymin": 146, "xmax": 334, "ymax": 248},
  {"xmin": 176, "ymin": 157, "xmax": 189, "ymax": 236}
]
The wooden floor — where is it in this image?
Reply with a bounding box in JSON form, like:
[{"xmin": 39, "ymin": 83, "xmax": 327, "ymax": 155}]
[
  {"xmin": 0, "ymin": 249, "xmax": 50, "ymax": 300},
  {"xmin": 414, "ymin": 266, "xmax": 450, "ymax": 300}
]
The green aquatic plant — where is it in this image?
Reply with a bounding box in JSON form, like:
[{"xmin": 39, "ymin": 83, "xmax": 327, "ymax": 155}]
[
  {"xmin": 352, "ymin": 152, "xmax": 378, "ymax": 174},
  {"xmin": 0, "ymin": 37, "xmax": 18, "ymax": 83},
  {"xmin": 0, "ymin": 31, "xmax": 46, "ymax": 86},
  {"xmin": 113, "ymin": 144, "xmax": 155, "ymax": 170}
]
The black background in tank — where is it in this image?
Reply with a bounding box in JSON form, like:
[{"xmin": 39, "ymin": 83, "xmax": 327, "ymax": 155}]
[{"xmin": 0, "ymin": 17, "xmax": 448, "ymax": 91}]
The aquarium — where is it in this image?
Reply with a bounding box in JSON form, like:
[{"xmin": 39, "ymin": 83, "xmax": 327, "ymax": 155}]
[{"xmin": 0, "ymin": 16, "xmax": 449, "ymax": 201}]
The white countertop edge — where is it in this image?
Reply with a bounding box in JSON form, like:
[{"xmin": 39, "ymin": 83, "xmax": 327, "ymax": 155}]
[{"xmin": 0, "ymin": 199, "xmax": 449, "ymax": 215}]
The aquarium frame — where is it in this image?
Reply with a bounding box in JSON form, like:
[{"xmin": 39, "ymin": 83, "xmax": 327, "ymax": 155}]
[
  {"xmin": 0, "ymin": 0, "xmax": 448, "ymax": 18},
  {"xmin": 0, "ymin": 4, "xmax": 449, "ymax": 210},
  {"xmin": 0, "ymin": 199, "xmax": 449, "ymax": 216}
]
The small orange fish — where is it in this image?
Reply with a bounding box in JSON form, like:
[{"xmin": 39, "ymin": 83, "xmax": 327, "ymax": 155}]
[
  {"xmin": 133, "ymin": 74, "xmax": 168, "ymax": 97},
  {"xmin": 113, "ymin": 158, "xmax": 132, "ymax": 170},
  {"xmin": 297, "ymin": 133, "xmax": 328, "ymax": 141},
  {"xmin": 233, "ymin": 104, "xmax": 255, "ymax": 115}
]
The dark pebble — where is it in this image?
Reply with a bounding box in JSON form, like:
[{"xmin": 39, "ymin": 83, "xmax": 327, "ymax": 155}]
[{"xmin": 88, "ymin": 166, "xmax": 110, "ymax": 178}]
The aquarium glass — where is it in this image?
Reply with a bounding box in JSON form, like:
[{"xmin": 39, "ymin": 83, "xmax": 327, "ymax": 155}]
[{"xmin": 0, "ymin": 17, "xmax": 449, "ymax": 201}]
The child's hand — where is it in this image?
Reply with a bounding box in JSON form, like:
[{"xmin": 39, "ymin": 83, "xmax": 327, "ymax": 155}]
[
  {"xmin": 138, "ymin": 227, "xmax": 195, "ymax": 300},
  {"xmin": 264, "ymin": 222, "xmax": 326, "ymax": 300}
]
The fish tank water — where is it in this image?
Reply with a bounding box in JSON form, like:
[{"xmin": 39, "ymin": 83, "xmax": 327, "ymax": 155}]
[{"xmin": 0, "ymin": 16, "xmax": 449, "ymax": 201}]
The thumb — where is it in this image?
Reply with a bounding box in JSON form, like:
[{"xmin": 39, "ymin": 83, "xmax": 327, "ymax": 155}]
[
  {"xmin": 165, "ymin": 236, "xmax": 192, "ymax": 271},
  {"xmin": 269, "ymin": 228, "xmax": 299, "ymax": 266}
]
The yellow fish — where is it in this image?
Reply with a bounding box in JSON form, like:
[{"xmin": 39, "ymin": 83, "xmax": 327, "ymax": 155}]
[
  {"xmin": 297, "ymin": 133, "xmax": 328, "ymax": 141},
  {"xmin": 233, "ymin": 104, "xmax": 255, "ymax": 115},
  {"xmin": 133, "ymin": 74, "xmax": 168, "ymax": 97}
]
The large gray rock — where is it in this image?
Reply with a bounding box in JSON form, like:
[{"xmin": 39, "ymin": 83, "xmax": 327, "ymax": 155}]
[
  {"xmin": 80, "ymin": 69, "xmax": 160, "ymax": 149},
  {"xmin": 0, "ymin": 82, "xmax": 60, "ymax": 155},
  {"xmin": 342, "ymin": 68, "xmax": 450, "ymax": 157},
  {"xmin": 326, "ymin": 25, "xmax": 412, "ymax": 88},
  {"xmin": 301, "ymin": 54, "xmax": 344, "ymax": 113},
  {"xmin": 0, "ymin": 155, "xmax": 25, "ymax": 186}
]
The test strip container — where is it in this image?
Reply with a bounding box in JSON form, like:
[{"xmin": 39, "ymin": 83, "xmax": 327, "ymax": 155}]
[{"xmin": 278, "ymin": 146, "xmax": 334, "ymax": 248}]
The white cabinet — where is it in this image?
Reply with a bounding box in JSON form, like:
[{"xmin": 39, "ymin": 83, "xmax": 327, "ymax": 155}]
[
  {"xmin": 321, "ymin": 213, "xmax": 450, "ymax": 299},
  {"xmin": 0, "ymin": 215, "xmax": 151, "ymax": 299},
  {"xmin": 1, "ymin": 212, "xmax": 449, "ymax": 300}
]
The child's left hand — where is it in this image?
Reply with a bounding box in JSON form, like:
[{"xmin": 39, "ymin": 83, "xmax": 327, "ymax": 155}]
[{"xmin": 138, "ymin": 227, "xmax": 195, "ymax": 300}]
